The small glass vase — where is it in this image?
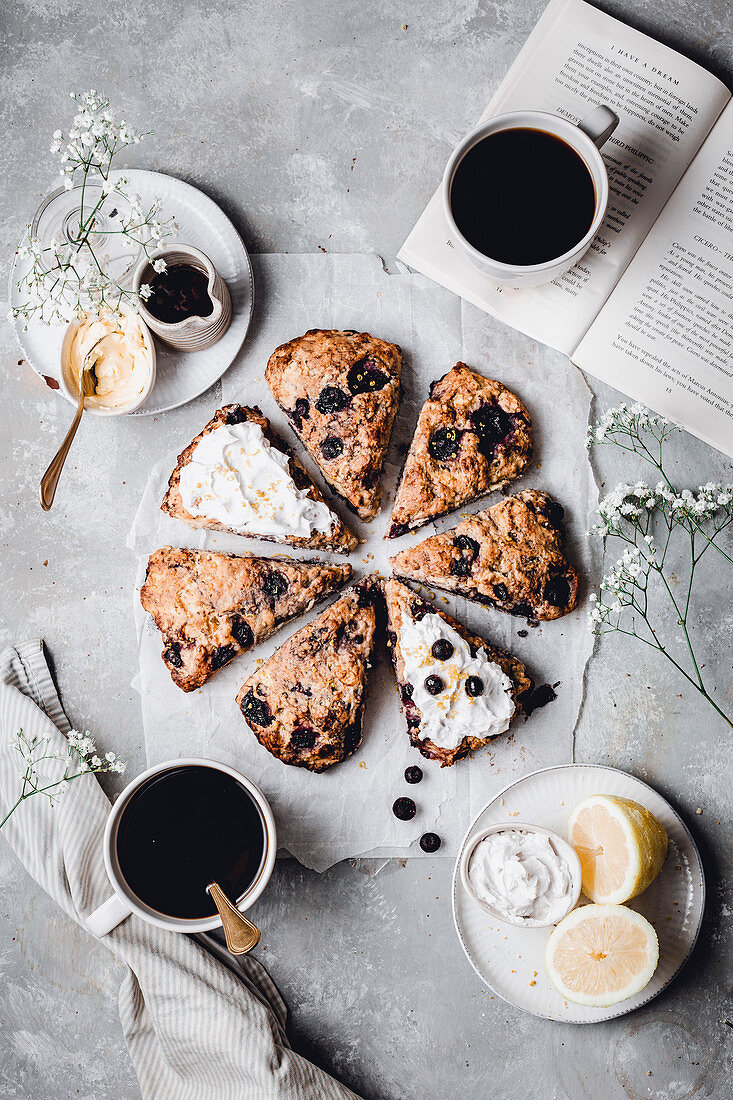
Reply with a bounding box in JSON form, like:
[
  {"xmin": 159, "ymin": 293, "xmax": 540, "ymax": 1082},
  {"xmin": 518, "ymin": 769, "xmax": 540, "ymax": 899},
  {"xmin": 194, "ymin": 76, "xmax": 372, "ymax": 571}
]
[{"xmin": 30, "ymin": 180, "xmax": 143, "ymax": 289}]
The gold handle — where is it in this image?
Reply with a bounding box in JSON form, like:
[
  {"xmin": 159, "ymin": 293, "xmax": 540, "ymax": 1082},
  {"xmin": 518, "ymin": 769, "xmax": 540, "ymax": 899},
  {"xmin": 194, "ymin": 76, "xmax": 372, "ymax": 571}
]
[
  {"xmin": 207, "ymin": 882, "xmax": 261, "ymax": 956},
  {"xmin": 39, "ymin": 394, "xmax": 85, "ymax": 511}
]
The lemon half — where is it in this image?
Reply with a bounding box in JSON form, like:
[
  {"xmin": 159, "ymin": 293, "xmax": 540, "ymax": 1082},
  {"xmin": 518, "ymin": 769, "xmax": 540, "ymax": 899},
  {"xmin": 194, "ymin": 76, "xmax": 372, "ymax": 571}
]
[
  {"xmin": 568, "ymin": 794, "xmax": 668, "ymax": 904},
  {"xmin": 545, "ymin": 903, "xmax": 659, "ymax": 1007}
]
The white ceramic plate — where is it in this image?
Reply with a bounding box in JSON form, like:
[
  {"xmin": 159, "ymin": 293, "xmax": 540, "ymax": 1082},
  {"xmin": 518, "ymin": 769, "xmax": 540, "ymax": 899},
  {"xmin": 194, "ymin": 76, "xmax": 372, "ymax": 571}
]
[
  {"xmin": 452, "ymin": 764, "xmax": 705, "ymax": 1023},
  {"xmin": 9, "ymin": 169, "xmax": 254, "ymax": 415}
]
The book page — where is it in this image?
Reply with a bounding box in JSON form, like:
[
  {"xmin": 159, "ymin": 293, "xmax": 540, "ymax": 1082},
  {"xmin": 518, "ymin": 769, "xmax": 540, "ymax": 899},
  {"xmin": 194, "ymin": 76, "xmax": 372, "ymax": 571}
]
[
  {"xmin": 574, "ymin": 103, "xmax": 733, "ymax": 457},
  {"xmin": 398, "ymin": 0, "xmax": 729, "ymax": 355}
]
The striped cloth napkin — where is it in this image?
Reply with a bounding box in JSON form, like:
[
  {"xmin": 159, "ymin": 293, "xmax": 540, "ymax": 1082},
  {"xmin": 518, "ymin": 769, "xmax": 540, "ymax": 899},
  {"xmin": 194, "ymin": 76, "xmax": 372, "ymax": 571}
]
[{"xmin": 0, "ymin": 641, "xmax": 362, "ymax": 1100}]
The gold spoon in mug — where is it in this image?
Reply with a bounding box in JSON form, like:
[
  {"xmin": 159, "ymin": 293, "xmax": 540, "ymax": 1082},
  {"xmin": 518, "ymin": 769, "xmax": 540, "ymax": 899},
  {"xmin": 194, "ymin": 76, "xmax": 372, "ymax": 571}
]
[
  {"xmin": 39, "ymin": 333, "xmax": 113, "ymax": 511},
  {"xmin": 207, "ymin": 882, "xmax": 261, "ymax": 955}
]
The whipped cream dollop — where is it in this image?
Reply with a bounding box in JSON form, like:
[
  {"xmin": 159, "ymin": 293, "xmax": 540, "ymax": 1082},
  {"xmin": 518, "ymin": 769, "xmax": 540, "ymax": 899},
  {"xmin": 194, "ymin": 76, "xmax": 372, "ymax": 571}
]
[
  {"xmin": 178, "ymin": 421, "xmax": 335, "ymax": 539},
  {"xmin": 66, "ymin": 309, "xmax": 153, "ymax": 411},
  {"xmin": 468, "ymin": 829, "xmax": 577, "ymax": 924},
  {"xmin": 399, "ymin": 612, "xmax": 514, "ymax": 749}
]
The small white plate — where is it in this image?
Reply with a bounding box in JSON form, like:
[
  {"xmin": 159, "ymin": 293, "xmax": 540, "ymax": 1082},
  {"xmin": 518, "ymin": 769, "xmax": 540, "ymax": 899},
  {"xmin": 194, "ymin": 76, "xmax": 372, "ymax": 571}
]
[
  {"xmin": 9, "ymin": 169, "xmax": 254, "ymax": 415},
  {"xmin": 452, "ymin": 764, "xmax": 705, "ymax": 1023}
]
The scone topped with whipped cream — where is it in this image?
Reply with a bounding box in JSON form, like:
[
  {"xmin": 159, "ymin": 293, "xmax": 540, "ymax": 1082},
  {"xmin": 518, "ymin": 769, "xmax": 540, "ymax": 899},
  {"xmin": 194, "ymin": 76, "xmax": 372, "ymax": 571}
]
[
  {"xmin": 265, "ymin": 329, "xmax": 402, "ymax": 520},
  {"xmin": 390, "ymin": 490, "xmax": 579, "ymax": 620},
  {"xmin": 383, "ymin": 579, "xmax": 531, "ymax": 766},
  {"xmin": 388, "ymin": 365, "xmax": 532, "ymax": 538},
  {"xmin": 161, "ymin": 404, "xmax": 357, "ymax": 553}
]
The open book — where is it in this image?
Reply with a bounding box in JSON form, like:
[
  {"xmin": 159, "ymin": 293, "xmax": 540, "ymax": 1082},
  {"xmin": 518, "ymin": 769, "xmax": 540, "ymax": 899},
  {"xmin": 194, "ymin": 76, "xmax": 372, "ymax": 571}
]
[{"xmin": 399, "ymin": 0, "xmax": 733, "ymax": 458}]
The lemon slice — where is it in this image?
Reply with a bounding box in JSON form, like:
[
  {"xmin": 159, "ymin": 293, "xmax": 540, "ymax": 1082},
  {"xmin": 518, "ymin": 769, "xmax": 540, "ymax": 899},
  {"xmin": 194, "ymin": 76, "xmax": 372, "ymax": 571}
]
[
  {"xmin": 545, "ymin": 903, "xmax": 659, "ymax": 1006},
  {"xmin": 568, "ymin": 794, "xmax": 668, "ymax": 904}
]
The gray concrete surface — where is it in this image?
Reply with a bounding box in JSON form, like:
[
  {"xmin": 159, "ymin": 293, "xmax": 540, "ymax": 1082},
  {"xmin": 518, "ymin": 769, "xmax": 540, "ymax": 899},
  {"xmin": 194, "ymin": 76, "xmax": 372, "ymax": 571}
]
[{"xmin": 1, "ymin": 1, "xmax": 732, "ymax": 1098}]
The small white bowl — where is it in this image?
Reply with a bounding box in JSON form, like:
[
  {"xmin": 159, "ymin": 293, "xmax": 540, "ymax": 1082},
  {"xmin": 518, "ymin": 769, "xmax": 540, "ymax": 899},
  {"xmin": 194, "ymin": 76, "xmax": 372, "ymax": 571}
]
[
  {"xmin": 60, "ymin": 309, "xmax": 156, "ymax": 417},
  {"xmin": 460, "ymin": 821, "xmax": 582, "ymax": 929}
]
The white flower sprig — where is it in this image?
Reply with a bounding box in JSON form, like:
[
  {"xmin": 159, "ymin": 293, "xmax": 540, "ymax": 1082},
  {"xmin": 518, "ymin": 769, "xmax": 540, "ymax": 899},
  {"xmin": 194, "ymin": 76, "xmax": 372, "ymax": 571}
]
[
  {"xmin": 10, "ymin": 90, "xmax": 173, "ymax": 329},
  {"xmin": 588, "ymin": 405, "xmax": 733, "ymax": 729},
  {"xmin": 1, "ymin": 726, "xmax": 126, "ymax": 830}
]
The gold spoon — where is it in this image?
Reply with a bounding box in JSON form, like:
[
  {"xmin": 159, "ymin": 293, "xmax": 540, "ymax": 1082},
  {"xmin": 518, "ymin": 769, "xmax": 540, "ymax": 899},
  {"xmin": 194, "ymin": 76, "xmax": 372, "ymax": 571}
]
[
  {"xmin": 207, "ymin": 881, "xmax": 261, "ymax": 955},
  {"xmin": 39, "ymin": 334, "xmax": 111, "ymax": 511}
]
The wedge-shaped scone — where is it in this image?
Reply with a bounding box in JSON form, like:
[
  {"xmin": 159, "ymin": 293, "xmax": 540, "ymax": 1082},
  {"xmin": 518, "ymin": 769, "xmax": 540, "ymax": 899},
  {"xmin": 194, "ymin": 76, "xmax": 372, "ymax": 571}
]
[
  {"xmin": 266, "ymin": 329, "xmax": 402, "ymax": 520},
  {"xmin": 162, "ymin": 404, "xmax": 358, "ymax": 553},
  {"xmin": 236, "ymin": 578, "xmax": 379, "ymax": 772},
  {"xmin": 141, "ymin": 547, "xmax": 352, "ymax": 691},
  {"xmin": 391, "ymin": 490, "xmax": 579, "ymax": 621},
  {"xmin": 388, "ymin": 364, "xmax": 532, "ymax": 537},
  {"xmin": 383, "ymin": 579, "xmax": 531, "ymax": 767}
]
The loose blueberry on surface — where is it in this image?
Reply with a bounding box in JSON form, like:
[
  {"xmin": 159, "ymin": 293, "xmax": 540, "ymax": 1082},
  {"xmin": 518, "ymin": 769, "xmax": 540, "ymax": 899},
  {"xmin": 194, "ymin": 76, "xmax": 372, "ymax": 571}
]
[
  {"xmin": 543, "ymin": 575, "xmax": 571, "ymax": 607},
  {"xmin": 240, "ymin": 689, "xmax": 273, "ymax": 727},
  {"xmin": 431, "ymin": 638, "xmax": 454, "ymax": 660},
  {"xmin": 347, "ymin": 358, "xmax": 389, "ymax": 395},
  {"xmin": 404, "ymin": 765, "xmax": 423, "ymax": 784},
  {"xmin": 470, "ymin": 403, "xmax": 514, "ymax": 457},
  {"xmin": 315, "ymin": 386, "xmax": 350, "ymax": 414},
  {"xmin": 465, "ymin": 676, "xmax": 484, "ymax": 697},
  {"xmin": 231, "ymin": 616, "xmax": 254, "ymax": 649},
  {"xmin": 428, "ymin": 426, "xmax": 461, "ymax": 461},
  {"xmin": 419, "ymin": 832, "xmax": 441, "ymax": 853},
  {"xmin": 492, "ymin": 582, "xmax": 510, "ymax": 602},
  {"xmin": 392, "ymin": 796, "xmax": 417, "ymax": 821},
  {"xmin": 263, "ymin": 570, "xmax": 289, "ymax": 604},
  {"xmin": 424, "ymin": 674, "xmax": 444, "ymax": 695},
  {"xmin": 291, "ymin": 727, "xmax": 316, "ymax": 749},
  {"xmin": 163, "ymin": 642, "xmax": 183, "ymax": 668},
  {"xmin": 320, "ymin": 435, "xmax": 344, "ymax": 460},
  {"xmin": 211, "ymin": 644, "xmax": 236, "ymax": 670}
]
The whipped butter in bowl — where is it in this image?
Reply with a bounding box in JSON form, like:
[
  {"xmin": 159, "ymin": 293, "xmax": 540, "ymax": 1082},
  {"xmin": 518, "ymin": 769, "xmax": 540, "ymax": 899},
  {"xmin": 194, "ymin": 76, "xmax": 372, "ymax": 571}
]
[
  {"xmin": 61, "ymin": 307, "xmax": 156, "ymax": 415},
  {"xmin": 461, "ymin": 823, "xmax": 582, "ymax": 928}
]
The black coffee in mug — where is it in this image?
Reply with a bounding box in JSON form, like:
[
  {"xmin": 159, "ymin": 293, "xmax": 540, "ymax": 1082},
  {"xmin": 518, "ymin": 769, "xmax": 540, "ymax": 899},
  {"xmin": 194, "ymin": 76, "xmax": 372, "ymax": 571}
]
[
  {"xmin": 116, "ymin": 765, "xmax": 266, "ymax": 920},
  {"xmin": 449, "ymin": 127, "xmax": 596, "ymax": 266}
]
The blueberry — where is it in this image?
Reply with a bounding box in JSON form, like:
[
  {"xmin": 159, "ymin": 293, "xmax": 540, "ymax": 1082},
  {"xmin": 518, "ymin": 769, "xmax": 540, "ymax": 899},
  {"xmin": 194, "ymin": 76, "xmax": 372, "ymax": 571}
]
[
  {"xmin": 289, "ymin": 397, "xmax": 310, "ymax": 429},
  {"xmin": 419, "ymin": 832, "xmax": 441, "ymax": 853},
  {"xmin": 453, "ymin": 535, "xmax": 479, "ymax": 557},
  {"xmin": 388, "ymin": 521, "xmax": 409, "ymax": 539},
  {"xmin": 357, "ymin": 582, "xmax": 378, "ymax": 609},
  {"xmin": 263, "ymin": 570, "xmax": 288, "ymax": 605},
  {"xmin": 291, "ymin": 727, "xmax": 316, "ymax": 749},
  {"xmin": 410, "ymin": 600, "xmax": 428, "ymax": 621},
  {"xmin": 404, "ymin": 765, "xmax": 423, "ymax": 784},
  {"xmin": 224, "ymin": 407, "xmax": 247, "ymax": 425},
  {"xmin": 163, "ymin": 642, "xmax": 183, "ymax": 668},
  {"xmin": 492, "ymin": 582, "xmax": 510, "ymax": 602},
  {"xmin": 392, "ymin": 796, "xmax": 417, "ymax": 820},
  {"xmin": 465, "ymin": 676, "xmax": 484, "ymax": 697},
  {"xmin": 545, "ymin": 500, "xmax": 565, "ymax": 529},
  {"xmin": 431, "ymin": 639, "xmax": 454, "ymax": 660},
  {"xmin": 231, "ymin": 616, "xmax": 254, "ymax": 649},
  {"xmin": 449, "ymin": 557, "xmax": 470, "ymax": 578},
  {"xmin": 424, "ymin": 675, "xmax": 444, "ymax": 695},
  {"xmin": 320, "ymin": 435, "xmax": 344, "ymax": 460},
  {"xmin": 428, "ymin": 426, "xmax": 461, "ymax": 461},
  {"xmin": 347, "ymin": 358, "xmax": 390, "ymax": 395},
  {"xmin": 470, "ymin": 403, "xmax": 513, "ymax": 457},
  {"xmin": 343, "ymin": 721, "xmax": 363, "ymax": 755},
  {"xmin": 407, "ymin": 715, "xmax": 421, "ymax": 730},
  {"xmin": 544, "ymin": 575, "xmax": 570, "ymax": 607},
  {"xmin": 211, "ymin": 644, "xmax": 236, "ymax": 670},
  {"xmin": 240, "ymin": 689, "xmax": 273, "ymax": 727},
  {"xmin": 315, "ymin": 386, "xmax": 349, "ymax": 414},
  {"xmin": 401, "ymin": 683, "xmax": 414, "ymax": 703}
]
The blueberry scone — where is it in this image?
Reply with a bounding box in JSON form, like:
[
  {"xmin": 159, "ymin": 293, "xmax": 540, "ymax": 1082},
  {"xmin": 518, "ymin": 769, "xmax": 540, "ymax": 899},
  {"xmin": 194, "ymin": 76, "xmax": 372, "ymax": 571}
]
[
  {"xmin": 390, "ymin": 490, "xmax": 579, "ymax": 621},
  {"xmin": 141, "ymin": 547, "xmax": 352, "ymax": 691},
  {"xmin": 383, "ymin": 579, "xmax": 531, "ymax": 767},
  {"xmin": 388, "ymin": 365, "xmax": 532, "ymax": 538},
  {"xmin": 236, "ymin": 578, "xmax": 379, "ymax": 771},
  {"xmin": 265, "ymin": 329, "xmax": 402, "ymax": 520},
  {"xmin": 161, "ymin": 404, "xmax": 358, "ymax": 553}
]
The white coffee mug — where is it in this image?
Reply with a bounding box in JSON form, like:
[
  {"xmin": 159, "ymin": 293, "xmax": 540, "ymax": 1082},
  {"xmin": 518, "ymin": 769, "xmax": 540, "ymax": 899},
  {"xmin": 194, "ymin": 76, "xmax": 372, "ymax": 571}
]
[
  {"xmin": 441, "ymin": 105, "xmax": 619, "ymax": 287},
  {"xmin": 86, "ymin": 758, "xmax": 277, "ymax": 937}
]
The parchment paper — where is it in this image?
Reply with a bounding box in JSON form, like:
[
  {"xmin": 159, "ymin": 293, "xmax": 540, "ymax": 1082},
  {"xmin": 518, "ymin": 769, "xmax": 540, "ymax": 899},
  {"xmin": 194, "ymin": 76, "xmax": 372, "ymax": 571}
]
[{"xmin": 129, "ymin": 254, "xmax": 598, "ymax": 871}]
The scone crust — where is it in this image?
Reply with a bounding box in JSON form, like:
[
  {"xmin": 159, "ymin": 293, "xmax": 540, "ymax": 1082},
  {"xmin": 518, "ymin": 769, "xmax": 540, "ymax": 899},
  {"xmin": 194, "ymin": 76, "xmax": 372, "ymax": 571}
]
[
  {"xmin": 141, "ymin": 547, "xmax": 352, "ymax": 691},
  {"xmin": 391, "ymin": 490, "xmax": 579, "ymax": 621},
  {"xmin": 383, "ymin": 578, "xmax": 531, "ymax": 767},
  {"xmin": 266, "ymin": 329, "xmax": 402, "ymax": 520},
  {"xmin": 235, "ymin": 578, "xmax": 380, "ymax": 772},
  {"xmin": 161, "ymin": 404, "xmax": 358, "ymax": 553},
  {"xmin": 389, "ymin": 365, "xmax": 532, "ymax": 537}
]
